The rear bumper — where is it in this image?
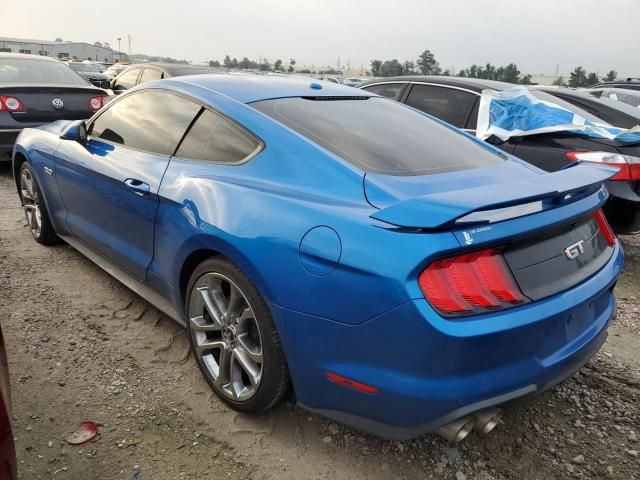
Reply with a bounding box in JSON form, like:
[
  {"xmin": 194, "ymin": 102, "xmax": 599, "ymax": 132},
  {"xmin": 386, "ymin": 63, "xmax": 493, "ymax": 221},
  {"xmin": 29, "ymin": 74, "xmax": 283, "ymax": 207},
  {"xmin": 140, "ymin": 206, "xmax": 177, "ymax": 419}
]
[{"xmin": 276, "ymin": 242, "xmax": 623, "ymax": 440}]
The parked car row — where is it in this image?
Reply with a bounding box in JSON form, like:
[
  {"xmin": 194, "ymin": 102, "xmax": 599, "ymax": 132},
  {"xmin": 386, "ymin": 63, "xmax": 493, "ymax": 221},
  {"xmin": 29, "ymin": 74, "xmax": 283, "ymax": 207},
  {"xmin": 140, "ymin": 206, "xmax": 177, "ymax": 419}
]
[{"xmin": 359, "ymin": 76, "xmax": 640, "ymax": 234}]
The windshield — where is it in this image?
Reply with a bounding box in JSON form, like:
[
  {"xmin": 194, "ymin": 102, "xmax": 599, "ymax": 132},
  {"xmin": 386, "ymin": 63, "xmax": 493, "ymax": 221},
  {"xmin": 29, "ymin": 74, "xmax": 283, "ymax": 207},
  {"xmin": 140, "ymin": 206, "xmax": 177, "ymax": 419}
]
[
  {"xmin": 69, "ymin": 63, "xmax": 102, "ymax": 73},
  {"xmin": 252, "ymin": 97, "xmax": 504, "ymax": 176},
  {"xmin": 0, "ymin": 58, "xmax": 88, "ymax": 85},
  {"xmin": 530, "ymin": 90, "xmax": 609, "ymax": 125}
]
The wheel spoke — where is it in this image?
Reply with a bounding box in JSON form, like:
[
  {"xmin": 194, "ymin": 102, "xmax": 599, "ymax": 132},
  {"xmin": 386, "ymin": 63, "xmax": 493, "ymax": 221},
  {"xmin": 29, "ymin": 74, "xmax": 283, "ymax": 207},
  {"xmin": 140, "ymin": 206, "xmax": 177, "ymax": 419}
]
[
  {"xmin": 227, "ymin": 286, "xmax": 241, "ymax": 319},
  {"xmin": 189, "ymin": 315, "xmax": 221, "ymax": 332},
  {"xmin": 233, "ymin": 346, "xmax": 261, "ymax": 386},
  {"xmin": 198, "ymin": 287, "xmax": 225, "ymax": 326},
  {"xmin": 195, "ymin": 338, "xmax": 225, "ymax": 356},
  {"xmin": 236, "ymin": 333, "xmax": 262, "ymax": 363},
  {"xmin": 215, "ymin": 347, "xmax": 232, "ymax": 387}
]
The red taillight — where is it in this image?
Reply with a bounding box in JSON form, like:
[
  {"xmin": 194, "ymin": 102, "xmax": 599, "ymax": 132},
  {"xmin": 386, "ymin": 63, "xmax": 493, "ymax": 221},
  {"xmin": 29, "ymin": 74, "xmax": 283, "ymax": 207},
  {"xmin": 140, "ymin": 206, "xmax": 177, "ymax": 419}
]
[
  {"xmin": 88, "ymin": 96, "xmax": 108, "ymax": 111},
  {"xmin": 326, "ymin": 372, "xmax": 379, "ymax": 394},
  {"xmin": 566, "ymin": 151, "xmax": 640, "ymax": 181},
  {"xmin": 594, "ymin": 209, "xmax": 616, "ymax": 246},
  {"xmin": 0, "ymin": 96, "xmax": 25, "ymax": 112},
  {"xmin": 419, "ymin": 248, "xmax": 526, "ymax": 316}
]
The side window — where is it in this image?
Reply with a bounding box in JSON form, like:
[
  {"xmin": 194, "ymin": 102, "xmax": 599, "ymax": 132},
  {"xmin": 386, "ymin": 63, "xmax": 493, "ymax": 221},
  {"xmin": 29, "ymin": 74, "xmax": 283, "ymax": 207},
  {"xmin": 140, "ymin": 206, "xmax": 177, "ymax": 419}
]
[
  {"xmin": 362, "ymin": 83, "xmax": 405, "ymax": 100},
  {"xmin": 89, "ymin": 91, "xmax": 200, "ymax": 155},
  {"xmin": 139, "ymin": 68, "xmax": 163, "ymax": 84},
  {"xmin": 176, "ymin": 109, "xmax": 260, "ymax": 163},
  {"xmin": 466, "ymin": 98, "xmax": 480, "ymax": 130},
  {"xmin": 114, "ymin": 68, "xmax": 141, "ymax": 89},
  {"xmin": 405, "ymin": 84, "xmax": 478, "ymax": 128}
]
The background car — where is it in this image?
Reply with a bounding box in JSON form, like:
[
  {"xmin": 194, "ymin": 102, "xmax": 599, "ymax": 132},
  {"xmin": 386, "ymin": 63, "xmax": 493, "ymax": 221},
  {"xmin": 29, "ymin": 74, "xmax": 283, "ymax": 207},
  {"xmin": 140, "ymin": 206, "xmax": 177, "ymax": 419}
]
[
  {"xmin": 535, "ymin": 86, "xmax": 640, "ymax": 129},
  {"xmin": 0, "ymin": 322, "xmax": 17, "ymax": 480},
  {"xmin": 342, "ymin": 77, "xmax": 368, "ymax": 87},
  {"xmin": 360, "ymin": 76, "xmax": 640, "ymax": 234},
  {"xmin": 12, "ymin": 75, "xmax": 622, "ymax": 442},
  {"xmin": 110, "ymin": 63, "xmax": 223, "ymax": 94},
  {"xmin": 589, "ymin": 78, "xmax": 640, "ymax": 91},
  {"xmin": 66, "ymin": 61, "xmax": 111, "ymax": 89},
  {"xmin": 0, "ymin": 53, "xmax": 109, "ymax": 161},
  {"xmin": 587, "ymin": 87, "xmax": 640, "ymax": 108},
  {"xmin": 104, "ymin": 63, "xmax": 128, "ymax": 79}
]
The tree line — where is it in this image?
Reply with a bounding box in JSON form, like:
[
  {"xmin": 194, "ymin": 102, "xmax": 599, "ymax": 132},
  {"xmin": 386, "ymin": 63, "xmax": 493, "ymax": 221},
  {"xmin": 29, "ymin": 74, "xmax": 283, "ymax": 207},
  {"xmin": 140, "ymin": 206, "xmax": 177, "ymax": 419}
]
[
  {"xmin": 554, "ymin": 67, "xmax": 617, "ymax": 87},
  {"xmin": 371, "ymin": 50, "xmax": 620, "ymax": 86},
  {"xmin": 370, "ymin": 50, "xmax": 533, "ymax": 84},
  {"xmin": 209, "ymin": 56, "xmax": 297, "ymax": 73}
]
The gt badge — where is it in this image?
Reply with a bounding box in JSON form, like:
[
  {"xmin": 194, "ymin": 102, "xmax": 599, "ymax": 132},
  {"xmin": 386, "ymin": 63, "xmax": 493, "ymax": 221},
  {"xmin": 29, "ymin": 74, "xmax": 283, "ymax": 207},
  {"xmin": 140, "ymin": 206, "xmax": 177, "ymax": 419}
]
[{"xmin": 564, "ymin": 240, "xmax": 585, "ymax": 260}]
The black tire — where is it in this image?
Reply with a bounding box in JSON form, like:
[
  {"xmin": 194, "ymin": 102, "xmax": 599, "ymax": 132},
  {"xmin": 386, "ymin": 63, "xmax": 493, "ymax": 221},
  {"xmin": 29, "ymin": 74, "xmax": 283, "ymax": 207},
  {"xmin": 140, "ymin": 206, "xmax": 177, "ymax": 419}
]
[
  {"xmin": 185, "ymin": 257, "xmax": 289, "ymax": 413},
  {"xmin": 18, "ymin": 162, "xmax": 58, "ymax": 245}
]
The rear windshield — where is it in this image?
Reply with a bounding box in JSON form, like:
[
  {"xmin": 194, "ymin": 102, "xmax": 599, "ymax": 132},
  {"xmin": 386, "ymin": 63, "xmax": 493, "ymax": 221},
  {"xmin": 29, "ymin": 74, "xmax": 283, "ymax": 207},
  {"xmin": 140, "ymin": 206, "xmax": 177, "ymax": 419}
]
[
  {"xmin": 251, "ymin": 97, "xmax": 504, "ymax": 176},
  {"xmin": 0, "ymin": 58, "xmax": 87, "ymax": 85}
]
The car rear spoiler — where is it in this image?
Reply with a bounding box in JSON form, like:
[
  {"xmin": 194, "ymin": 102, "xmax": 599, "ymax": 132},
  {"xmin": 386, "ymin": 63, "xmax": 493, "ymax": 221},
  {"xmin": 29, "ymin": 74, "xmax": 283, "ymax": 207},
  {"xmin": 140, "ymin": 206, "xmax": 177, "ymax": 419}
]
[{"xmin": 370, "ymin": 162, "xmax": 618, "ymax": 229}]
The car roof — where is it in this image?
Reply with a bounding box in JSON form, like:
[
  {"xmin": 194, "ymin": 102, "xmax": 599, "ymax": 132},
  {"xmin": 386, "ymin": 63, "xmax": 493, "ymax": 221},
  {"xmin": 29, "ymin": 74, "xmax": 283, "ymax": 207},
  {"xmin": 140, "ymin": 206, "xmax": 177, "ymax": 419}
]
[
  {"xmin": 360, "ymin": 75, "xmax": 515, "ymax": 92},
  {"xmin": 0, "ymin": 52, "xmax": 59, "ymax": 62},
  {"xmin": 164, "ymin": 74, "xmax": 375, "ymax": 104}
]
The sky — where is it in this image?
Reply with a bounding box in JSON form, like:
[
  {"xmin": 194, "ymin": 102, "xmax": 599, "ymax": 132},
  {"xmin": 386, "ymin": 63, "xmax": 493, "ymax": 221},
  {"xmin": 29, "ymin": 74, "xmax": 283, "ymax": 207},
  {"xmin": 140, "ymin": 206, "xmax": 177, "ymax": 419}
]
[{"xmin": 4, "ymin": 0, "xmax": 639, "ymax": 77}]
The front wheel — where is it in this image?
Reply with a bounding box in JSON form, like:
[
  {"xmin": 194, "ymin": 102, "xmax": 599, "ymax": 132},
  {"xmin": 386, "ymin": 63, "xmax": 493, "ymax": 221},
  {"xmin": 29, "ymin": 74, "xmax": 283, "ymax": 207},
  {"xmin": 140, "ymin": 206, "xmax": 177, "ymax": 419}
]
[
  {"xmin": 19, "ymin": 162, "xmax": 58, "ymax": 245},
  {"xmin": 185, "ymin": 257, "xmax": 289, "ymax": 412}
]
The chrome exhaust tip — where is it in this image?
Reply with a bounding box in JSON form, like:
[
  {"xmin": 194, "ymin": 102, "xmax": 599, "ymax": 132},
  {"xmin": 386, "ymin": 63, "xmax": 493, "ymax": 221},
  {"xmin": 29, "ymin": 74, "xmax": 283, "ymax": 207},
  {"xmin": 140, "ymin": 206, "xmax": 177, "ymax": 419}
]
[
  {"xmin": 437, "ymin": 416, "xmax": 476, "ymax": 443},
  {"xmin": 472, "ymin": 407, "xmax": 503, "ymax": 435}
]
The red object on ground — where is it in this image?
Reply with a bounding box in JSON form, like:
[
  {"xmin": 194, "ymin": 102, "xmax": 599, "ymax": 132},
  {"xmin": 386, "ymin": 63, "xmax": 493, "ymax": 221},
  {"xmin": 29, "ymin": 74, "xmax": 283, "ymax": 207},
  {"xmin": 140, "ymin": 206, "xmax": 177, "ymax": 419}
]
[
  {"xmin": 0, "ymin": 324, "xmax": 17, "ymax": 480},
  {"xmin": 64, "ymin": 421, "xmax": 99, "ymax": 446}
]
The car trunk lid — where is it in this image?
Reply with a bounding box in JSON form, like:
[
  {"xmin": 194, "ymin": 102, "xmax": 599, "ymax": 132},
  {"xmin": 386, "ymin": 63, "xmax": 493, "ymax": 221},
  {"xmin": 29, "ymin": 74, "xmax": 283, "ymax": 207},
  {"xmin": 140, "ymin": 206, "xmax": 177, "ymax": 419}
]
[
  {"xmin": 366, "ymin": 162, "xmax": 617, "ymax": 229},
  {"xmin": 367, "ymin": 161, "xmax": 619, "ymax": 310},
  {"xmin": 0, "ymin": 84, "xmax": 105, "ymax": 123}
]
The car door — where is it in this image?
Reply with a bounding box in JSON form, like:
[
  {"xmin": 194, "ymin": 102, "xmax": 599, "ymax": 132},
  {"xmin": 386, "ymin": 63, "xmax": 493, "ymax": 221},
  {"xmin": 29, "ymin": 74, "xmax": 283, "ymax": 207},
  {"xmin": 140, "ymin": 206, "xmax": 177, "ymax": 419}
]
[
  {"xmin": 53, "ymin": 89, "xmax": 201, "ymax": 280},
  {"xmin": 111, "ymin": 67, "xmax": 142, "ymax": 94}
]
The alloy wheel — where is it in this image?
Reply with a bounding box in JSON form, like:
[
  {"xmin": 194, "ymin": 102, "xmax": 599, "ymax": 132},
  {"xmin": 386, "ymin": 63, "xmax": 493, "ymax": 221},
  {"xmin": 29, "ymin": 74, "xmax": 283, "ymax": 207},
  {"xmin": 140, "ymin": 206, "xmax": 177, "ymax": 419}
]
[
  {"xmin": 188, "ymin": 272, "xmax": 263, "ymax": 401},
  {"xmin": 20, "ymin": 168, "xmax": 42, "ymax": 238}
]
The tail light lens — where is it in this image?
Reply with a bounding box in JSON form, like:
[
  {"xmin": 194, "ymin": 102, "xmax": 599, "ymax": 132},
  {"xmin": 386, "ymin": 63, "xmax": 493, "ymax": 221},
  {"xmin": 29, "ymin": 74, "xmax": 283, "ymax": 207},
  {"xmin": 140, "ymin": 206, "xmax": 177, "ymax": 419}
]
[
  {"xmin": 594, "ymin": 209, "xmax": 616, "ymax": 246},
  {"xmin": 419, "ymin": 248, "xmax": 526, "ymax": 317},
  {"xmin": 566, "ymin": 151, "xmax": 640, "ymax": 181},
  {"xmin": 0, "ymin": 96, "xmax": 25, "ymax": 112},
  {"xmin": 88, "ymin": 96, "xmax": 109, "ymax": 111}
]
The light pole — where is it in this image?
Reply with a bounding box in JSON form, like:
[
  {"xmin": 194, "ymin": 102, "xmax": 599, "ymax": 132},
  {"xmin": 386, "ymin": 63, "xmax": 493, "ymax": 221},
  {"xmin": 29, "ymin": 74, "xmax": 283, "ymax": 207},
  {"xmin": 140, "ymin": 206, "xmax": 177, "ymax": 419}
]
[{"xmin": 117, "ymin": 37, "xmax": 122, "ymax": 63}]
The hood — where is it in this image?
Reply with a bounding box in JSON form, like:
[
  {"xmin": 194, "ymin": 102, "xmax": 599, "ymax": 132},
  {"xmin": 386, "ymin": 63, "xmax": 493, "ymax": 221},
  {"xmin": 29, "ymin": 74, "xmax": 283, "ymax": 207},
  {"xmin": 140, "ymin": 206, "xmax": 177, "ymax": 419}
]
[{"xmin": 36, "ymin": 120, "xmax": 76, "ymax": 136}]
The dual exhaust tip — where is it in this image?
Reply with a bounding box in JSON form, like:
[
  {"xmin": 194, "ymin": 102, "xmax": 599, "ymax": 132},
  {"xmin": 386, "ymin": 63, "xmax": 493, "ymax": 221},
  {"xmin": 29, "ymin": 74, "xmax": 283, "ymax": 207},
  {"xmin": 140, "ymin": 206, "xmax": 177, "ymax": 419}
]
[{"xmin": 437, "ymin": 407, "xmax": 503, "ymax": 443}]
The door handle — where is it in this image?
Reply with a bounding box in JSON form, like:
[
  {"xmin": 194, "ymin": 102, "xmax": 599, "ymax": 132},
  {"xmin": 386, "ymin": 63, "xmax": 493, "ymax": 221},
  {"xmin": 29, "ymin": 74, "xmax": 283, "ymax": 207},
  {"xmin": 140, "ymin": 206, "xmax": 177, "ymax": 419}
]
[{"xmin": 124, "ymin": 178, "xmax": 151, "ymax": 196}]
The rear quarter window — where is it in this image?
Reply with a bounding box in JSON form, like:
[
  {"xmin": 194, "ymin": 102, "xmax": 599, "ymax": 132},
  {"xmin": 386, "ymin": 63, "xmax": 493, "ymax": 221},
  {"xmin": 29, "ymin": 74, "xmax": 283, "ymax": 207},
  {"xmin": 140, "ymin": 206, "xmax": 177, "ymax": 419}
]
[{"xmin": 251, "ymin": 97, "xmax": 504, "ymax": 176}]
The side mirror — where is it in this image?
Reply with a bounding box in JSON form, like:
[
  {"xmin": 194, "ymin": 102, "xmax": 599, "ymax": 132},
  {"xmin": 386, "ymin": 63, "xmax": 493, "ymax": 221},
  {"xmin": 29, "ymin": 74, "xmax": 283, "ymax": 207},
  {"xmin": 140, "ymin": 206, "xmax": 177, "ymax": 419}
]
[{"xmin": 60, "ymin": 120, "xmax": 88, "ymax": 145}]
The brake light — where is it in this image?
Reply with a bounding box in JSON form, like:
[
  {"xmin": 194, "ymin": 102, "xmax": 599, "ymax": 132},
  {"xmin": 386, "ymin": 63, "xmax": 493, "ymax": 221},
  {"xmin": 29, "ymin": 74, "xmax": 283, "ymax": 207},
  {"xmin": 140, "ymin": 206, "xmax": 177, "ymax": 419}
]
[
  {"xmin": 419, "ymin": 248, "xmax": 526, "ymax": 316},
  {"xmin": 88, "ymin": 96, "xmax": 109, "ymax": 111},
  {"xmin": 594, "ymin": 209, "xmax": 616, "ymax": 246},
  {"xmin": 566, "ymin": 151, "xmax": 640, "ymax": 181},
  {"xmin": 0, "ymin": 96, "xmax": 25, "ymax": 112}
]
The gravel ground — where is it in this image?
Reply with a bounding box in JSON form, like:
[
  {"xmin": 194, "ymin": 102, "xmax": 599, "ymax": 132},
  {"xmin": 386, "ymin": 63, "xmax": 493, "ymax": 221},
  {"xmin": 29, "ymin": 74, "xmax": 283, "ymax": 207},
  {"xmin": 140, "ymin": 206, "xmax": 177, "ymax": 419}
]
[{"xmin": 0, "ymin": 162, "xmax": 638, "ymax": 480}]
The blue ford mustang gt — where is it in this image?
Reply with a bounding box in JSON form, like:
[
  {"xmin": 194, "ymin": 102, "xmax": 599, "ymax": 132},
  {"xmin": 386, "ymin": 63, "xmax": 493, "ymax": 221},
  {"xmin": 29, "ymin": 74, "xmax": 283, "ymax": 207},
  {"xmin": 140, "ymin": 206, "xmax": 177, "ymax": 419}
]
[{"xmin": 12, "ymin": 75, "xmax": 623, "ymax": 441}]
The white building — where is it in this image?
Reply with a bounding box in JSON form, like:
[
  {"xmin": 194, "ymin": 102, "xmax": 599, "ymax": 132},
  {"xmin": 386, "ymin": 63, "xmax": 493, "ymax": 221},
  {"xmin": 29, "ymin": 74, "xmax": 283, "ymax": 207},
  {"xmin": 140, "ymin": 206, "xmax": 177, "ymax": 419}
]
[{"xmin": 0, "ymin": 36, "xmax": 127, "ymax": 63}]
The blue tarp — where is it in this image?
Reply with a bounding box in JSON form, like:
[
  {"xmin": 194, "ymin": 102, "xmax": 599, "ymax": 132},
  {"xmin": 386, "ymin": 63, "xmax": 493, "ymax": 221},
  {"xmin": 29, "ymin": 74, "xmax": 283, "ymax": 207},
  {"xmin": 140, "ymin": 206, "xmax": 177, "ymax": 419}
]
[{"xmin": 476, "ymin": 87, "xmax": 640, "ymax": 143}]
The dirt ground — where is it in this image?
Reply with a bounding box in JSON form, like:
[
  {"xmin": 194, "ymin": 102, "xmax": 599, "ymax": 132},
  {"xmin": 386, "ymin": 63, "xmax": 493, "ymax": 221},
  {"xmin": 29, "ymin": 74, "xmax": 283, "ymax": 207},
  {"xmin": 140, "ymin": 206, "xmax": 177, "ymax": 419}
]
[{"xmin": 0, "ymin": 162, "xmax": 638, "ymax": 480}]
